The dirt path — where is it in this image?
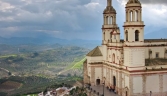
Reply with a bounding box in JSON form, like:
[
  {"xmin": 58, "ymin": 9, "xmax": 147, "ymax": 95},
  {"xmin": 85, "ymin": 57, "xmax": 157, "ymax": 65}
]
[
  {"xmin": 0, "ymin": 68, "xmax": 9, "ymax": 73},
  {"xmin": 0, "ymin": 67, "xmax": 15, "ymax": 76}
]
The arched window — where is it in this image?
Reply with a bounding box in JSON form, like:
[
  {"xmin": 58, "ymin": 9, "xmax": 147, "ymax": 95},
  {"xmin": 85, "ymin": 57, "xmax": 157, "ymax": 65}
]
[
  {"xmin": 111, "ymin": 16, "xmax": 113, "ymax": 24},
  {"xmin": 130, "ymin": 11, "xmax": 133, "ymax": 21},
  {"xmin": 103, "ymin": 32, "xmax": 105, "ymax": 40},
  {"xmin": 114, "ymin": 35, "xmax": 116, "ymax": 39},
  {"xmin": 108, "ymin": 16, "xmax": 112, "ymax": 24},
  {"xmin": 106, "ymin": 16, "xmax": 108, "ymax": 24},
  {"xmin": 125, "ymin": 30, "xmax": 128, "ymax": 41},
  {"xmin": 112, "ymin": 54, "xmax": 115, "ymax": 63},
  {"xmin": 113, "ymin": 76, "xmax": 116, "ymax": 90},
  {"xmin": 135, "ymin": 30, "xmax": 139, "ymax": 41},
  {"xmin": 165, "ymin": 49, "xmax": 167, "ymax": 58},
  {"xmin": 110, "ymin": 32, "xmax": 112, "ymax": 41},
  {"xmin": 135, "ymin": 10, "xmax": 138, "ymax": 21}
]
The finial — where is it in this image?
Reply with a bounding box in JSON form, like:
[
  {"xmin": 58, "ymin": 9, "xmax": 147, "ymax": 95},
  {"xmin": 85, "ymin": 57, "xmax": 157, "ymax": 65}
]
[{"xmin": 107, "ymin": 0, "xmax": 112, "ymax": 6}]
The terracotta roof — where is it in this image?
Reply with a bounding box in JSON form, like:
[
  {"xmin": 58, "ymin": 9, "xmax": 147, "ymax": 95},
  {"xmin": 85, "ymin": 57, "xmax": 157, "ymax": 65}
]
[
  {"xmin": 145, "ymin": 59, "xmax": 167, "ymax": 66},
  {"xmin": 86, "ymin": 46, "xmax": 103, "ymax": 57},
  {"xmin": 144, "ymin": 39, "xmax": 167, "ymax": 42},
  {"xmin": 83, "ymin": 59, "xmax": 87, "ymax": 63}
]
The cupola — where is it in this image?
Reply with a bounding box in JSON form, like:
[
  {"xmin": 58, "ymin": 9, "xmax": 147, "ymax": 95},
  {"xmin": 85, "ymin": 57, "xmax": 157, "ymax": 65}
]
[{"xmin": 127, "ymin": 0, "xmax": 141, "ymax": 4}]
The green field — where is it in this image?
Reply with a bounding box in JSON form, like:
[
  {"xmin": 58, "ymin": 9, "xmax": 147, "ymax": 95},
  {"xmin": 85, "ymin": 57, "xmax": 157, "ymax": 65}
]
[
  {"xmin": 23, "ymin": 94, "xmax": 38, "ymax": 96},
  {"xmin": 0, "ymin": 54, "xmax": 17, "ymax": 58},
  {"xmin": 71, "ymin": 58, "xmax": 86, "ymax": 69}
]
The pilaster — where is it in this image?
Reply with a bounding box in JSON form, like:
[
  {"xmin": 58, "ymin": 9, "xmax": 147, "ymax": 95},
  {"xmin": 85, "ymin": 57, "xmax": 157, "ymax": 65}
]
[
  {"xmin": 91, "ymin": 67, "xmax": 95, "ymax": 85},
  {"xmin": 116, "ymin": 70, "xmax": 118, "ymax": 92},
  {"xmin": 142, "ymin": 75, "xmax": 146, "ymax": 96},
  {"xmin": 119, "ymin": 72, "xmax": 122, "ymax": 95},
  {"xmin": 159, "ymin": 74, "xmax": 163, "ymax": 95},
  {"xmin": 129, "ymin": 76, "xmax": 133, "ymax": 96},
  {"xmin": 111, "ymin": 69, "xmax": 113, "ymax": 86},
  {"xmin": 102, "ymin": 66, "xmax": 104, "ymax": 84}
]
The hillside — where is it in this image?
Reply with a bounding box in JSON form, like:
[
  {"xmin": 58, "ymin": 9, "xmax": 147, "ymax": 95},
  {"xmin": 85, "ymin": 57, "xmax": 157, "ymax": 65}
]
[{"xmin": 0, "ymin": 44, "xmax": 89, "ymax": 78}]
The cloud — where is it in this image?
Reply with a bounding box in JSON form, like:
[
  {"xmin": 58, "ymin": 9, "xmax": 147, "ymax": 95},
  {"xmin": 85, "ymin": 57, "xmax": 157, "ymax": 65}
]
[
  {"xmin": 118, "ymin": 0, "xmax": 167, "ymax": 27},
  {"xmin": 118, "ymin": 0, "xmax": 167, "ymax": 5},
  {"xmin": 0, "ymin": 0, "xmax": 106, "ymax": 40},
  {"xmin": 0, "ymin": 0, "xmax": 166, "ymax": 40},
  {"xmin": 139, "ymin": 0, "xmax": 167, "ymax": 5}
]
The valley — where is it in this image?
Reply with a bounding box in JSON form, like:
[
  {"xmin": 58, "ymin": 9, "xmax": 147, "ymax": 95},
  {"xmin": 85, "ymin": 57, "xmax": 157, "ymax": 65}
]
[{"xmin": 0, "ymin": 44, "xmax": 90, "ymax": 95}]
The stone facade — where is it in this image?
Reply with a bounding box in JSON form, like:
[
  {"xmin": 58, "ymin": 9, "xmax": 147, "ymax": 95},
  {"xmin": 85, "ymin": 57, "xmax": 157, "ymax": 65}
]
[{"xmin": 83, "ymin": 0, "xmax": 167, "ymax": 96}]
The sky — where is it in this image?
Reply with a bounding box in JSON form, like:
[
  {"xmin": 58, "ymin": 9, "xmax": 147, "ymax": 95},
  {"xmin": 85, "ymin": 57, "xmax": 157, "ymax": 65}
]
[{"xmin": 0, "ymin": 0, "xmax": 167, "ymax": 40}]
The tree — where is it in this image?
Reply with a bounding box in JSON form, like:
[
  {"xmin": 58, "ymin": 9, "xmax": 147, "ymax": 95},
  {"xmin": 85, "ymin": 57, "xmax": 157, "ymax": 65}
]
[
  {"xmin": 8, "ymin": 72, "xmax": 12, "ymax": 76},
  {"xmin": 67, "ymin": 73, "xmax": 71, "ymax": 77}
]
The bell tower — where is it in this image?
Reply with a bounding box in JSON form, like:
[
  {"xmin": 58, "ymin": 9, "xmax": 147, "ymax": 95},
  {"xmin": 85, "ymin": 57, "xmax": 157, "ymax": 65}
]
[
  {"xmin": 123, "ymin": 0, "xmax": 145, "ymax": 67},
  {"xmin": 123, "ymin": 0, "xmax": 145, "ymax": 45},
  {"xmin": 102, "ymin": 0, "xmax": 120, "ymax": 44}
]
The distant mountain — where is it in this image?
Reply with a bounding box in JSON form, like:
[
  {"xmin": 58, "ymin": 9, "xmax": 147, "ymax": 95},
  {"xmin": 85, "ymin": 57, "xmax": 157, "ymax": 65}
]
[{"xmin": 0, "ymin": 36, "xmax": 101, "ymax": 49}]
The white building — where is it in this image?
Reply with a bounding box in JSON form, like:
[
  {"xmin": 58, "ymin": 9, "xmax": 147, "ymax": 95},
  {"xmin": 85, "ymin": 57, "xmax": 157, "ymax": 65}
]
[{"xmin": 83, "ymin": 0, "xmax": 167, "ymax": 96}]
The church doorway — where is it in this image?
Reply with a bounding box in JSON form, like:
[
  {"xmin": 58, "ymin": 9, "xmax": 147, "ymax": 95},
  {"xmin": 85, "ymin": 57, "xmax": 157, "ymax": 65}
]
[
  {"xmin": 126, "ymin": 91, "xmax": 128, "ymax": 96},
  {"xmin": 96, "ymin": 79, "xmax": 100, "ymax": 85},
  {"xmin": 113, "ymin": 76, "xmax": 116, "ymax": 90},
  {"xmin": 124, "ymin": 87, "xmax": 129, "ymax": 96}
]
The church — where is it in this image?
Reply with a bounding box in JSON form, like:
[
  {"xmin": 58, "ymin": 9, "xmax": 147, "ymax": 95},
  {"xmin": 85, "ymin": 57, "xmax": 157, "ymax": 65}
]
[{"xmin": 83, "ymin": 0, "xmax": 167, "ymax": 96}]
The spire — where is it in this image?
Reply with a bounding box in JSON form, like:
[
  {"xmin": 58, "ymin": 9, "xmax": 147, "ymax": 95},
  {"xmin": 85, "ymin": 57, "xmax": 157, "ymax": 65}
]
[
  {"xmin": 107, "ymin": 0, "xmax": 112, "ymax": 6},
  {"xmin": 103, "ymin": 0, "xmax": 116, "ymax": 14}
]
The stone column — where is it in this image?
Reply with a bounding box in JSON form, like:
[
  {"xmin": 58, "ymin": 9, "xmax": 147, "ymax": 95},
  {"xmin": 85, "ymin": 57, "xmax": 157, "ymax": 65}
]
[
  {"xmin": 112, "ymin": 16, "xmax": 114, "ymax": 24},
  {"xmin": 128, "ymin": 11, "xmax": 131, "ymax": 22},
  {"xmin": 104, "ymin": 16, "xmax": 105, "ymax": 25},
  {"xmin": 140, "ymin": 10, "xmax": 142, "ymax": 21},
  {"xmin": 126, "ymin": 11, "xmax": 128, "ymax": 22},
  {"xmin": 138, "ymin": 10, "xmax": 140, "ymax": 21},
  {"xmin": 133, "ymin": 10, "xmax": 135, "ymax": 21}
]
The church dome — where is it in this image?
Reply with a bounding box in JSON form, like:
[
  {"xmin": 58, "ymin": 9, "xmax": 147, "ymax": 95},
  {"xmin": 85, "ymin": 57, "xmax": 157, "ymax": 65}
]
[
  {"xmin": 103, "ymin": 6, "xmax": 116, "ymax": 14},
  {"xmin": 127, "ymin": 0, "xmax": 141, "ymax": 4}
]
